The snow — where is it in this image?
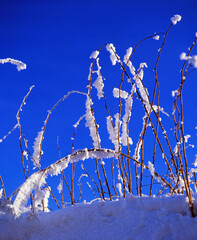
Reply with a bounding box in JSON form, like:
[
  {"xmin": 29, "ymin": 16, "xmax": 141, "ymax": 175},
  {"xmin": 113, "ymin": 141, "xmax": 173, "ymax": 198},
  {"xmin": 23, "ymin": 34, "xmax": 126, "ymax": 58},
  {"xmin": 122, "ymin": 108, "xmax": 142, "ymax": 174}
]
[
  {"xmin": 0, "ymin": 58, "xmax": 26, "ymax": 71},
  {"xmin": 93, "ymin": 58, "xmax": 104, "ymax": 99},
  {"xmin": 1, "ymin": 194, "xmax": 197, "ymax": 240},
  {"xmin": 106, "ymin": 114, "xmax": 121, "ymax": 152},
  {"xmin": 12, "ymin": 148, "xmax": 116, "ymax": 217}
]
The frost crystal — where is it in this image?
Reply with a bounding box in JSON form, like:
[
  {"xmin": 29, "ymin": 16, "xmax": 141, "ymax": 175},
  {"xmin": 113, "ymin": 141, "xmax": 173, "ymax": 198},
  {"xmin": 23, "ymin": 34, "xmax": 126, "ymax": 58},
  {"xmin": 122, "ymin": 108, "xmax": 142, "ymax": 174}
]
[
  {"xmin": 0, "ymin": 58, "xmax": 26, "ymax": 71},
  {"xmin": 116, "ymin": 183, "xmax": 123, "ymax": 197},
  {"xmin": 194, "ymin": 154, "xmax": 197, "ymax": 167},
  {"xmin": 113, "ymin": 88, "xmax": 128, "ymax": 99},
  {"xmin": 106, "ymin": 43, "xmax": 119, "ymax": 65},
  {"xmin": 134, "ymin": 64, "xmax": 150, "ymax": 112},
  {"xmin": 180, "ymin": 52, "xmax": 192, "ymax": 61},
  {"xmin": 184, "ymin": 134, "xmax": 191, "ymax": 143},
  {"xmin": 73, "ymin": 115, "xmax": 85, "ymax": 128},
  {"xmin": 93, "ymin": 58, "xmax": 104, "ymax": 99},
  {"xmin": 133, "ymin": 140, "xmax": 142, "ymax": 161},
  {"xmin": 121, "ymin": 85, "xmax": 136, "ymax": 146},
  {"xmin": 106, "ymin": 114, "xmax": 121, "ymax": 152},
  {"xmin": 57, "ymin": 181, "xmax": 63, "ymax": 193},
  {"xmin": 171, "ymin": 14, "xmax": 182, "ymax": 25},
  {"xmin": 124, "ymin": 47, "xmax": 133, "ymax": 62},
  {"xmin": 89, "ymin": 50, "xmax": 99, "ymax": 59},
  {"xmin": 32, "ymin": 130, "xmax": 44, "ymax": 169},
  {"xmin": 153, "ymin": 35, "xmax": 160, "ymax": 40},
  {"xmin": 0, "ymin": 189, "xmax": 3, "ymax": 199},
  {"xmin": 171, "ymin": 90, "xmax": 179, "ymax": 97},
  {"xmin": 93, "ymin": 76, "xmax": 104, "ymax": 99},
  {"xmin": 191, "ymin": 55, "xmax": 197, "ymax": 68},
  {"xmin": 85, "ymin": 96, "xmax": 101, "ymax": 149}
]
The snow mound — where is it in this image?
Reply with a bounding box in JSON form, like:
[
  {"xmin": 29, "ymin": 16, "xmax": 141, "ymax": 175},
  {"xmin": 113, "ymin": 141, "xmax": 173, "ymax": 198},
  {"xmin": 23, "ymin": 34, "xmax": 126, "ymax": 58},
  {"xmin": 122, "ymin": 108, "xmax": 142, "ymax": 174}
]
[{"xmin": 1, "ymin": 194, "xmax": 197, "ymax": 240}]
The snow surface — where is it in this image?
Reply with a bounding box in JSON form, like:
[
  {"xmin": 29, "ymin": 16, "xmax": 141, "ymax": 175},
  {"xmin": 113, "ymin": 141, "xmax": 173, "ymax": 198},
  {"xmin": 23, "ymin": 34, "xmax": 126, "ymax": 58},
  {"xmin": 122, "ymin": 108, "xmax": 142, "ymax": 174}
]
[{"xmin": 1, "ymin": 194, "xmax": 197, "ymax": 240}]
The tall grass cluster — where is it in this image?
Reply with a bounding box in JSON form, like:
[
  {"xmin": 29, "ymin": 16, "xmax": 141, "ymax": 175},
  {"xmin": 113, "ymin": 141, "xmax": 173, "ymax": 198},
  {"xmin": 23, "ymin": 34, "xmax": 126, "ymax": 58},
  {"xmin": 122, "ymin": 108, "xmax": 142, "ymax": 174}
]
[{"xmin": 1, "ymin": 14, "xmax": 197, "ymax": 218}]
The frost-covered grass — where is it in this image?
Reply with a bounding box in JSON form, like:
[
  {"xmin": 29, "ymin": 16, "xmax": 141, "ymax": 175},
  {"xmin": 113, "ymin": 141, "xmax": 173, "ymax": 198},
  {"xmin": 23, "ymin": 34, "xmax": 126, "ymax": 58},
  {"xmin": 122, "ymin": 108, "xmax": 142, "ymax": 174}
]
[{"xmin": 1, "ymin": 14, "xmax": 197, "ymax": 229}]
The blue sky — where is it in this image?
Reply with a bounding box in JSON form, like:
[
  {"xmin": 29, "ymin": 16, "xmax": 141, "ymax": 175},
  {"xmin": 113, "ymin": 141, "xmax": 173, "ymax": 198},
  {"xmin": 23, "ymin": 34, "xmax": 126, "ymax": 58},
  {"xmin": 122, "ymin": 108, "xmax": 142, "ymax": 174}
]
[{"xmin": 0, "ymin": 1, "xmax": 197, "ymax": 207}]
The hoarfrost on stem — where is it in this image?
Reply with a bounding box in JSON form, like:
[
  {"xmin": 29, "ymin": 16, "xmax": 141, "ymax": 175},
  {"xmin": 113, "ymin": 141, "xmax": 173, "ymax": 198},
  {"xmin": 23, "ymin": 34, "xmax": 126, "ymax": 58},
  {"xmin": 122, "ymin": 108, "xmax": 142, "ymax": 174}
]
[
  {"xmin": 190, "ymin": 55, "xmax": 197, "ymax": 68},
  {"xmin": 93, "ymin": 58, "xmax": 104, "ymax": 99},
  {"xmin": 106, "ymin": 114, "xmax": 122, "ymax": 152},
  {"xmin": 106, "ymin": 43, "xmax": 120, "ymax": 65},
  {"xmin": 194, "ymin": 154, "xmax": 197, "ymax": 167},
  {"xmin": 124, "ymin": 47, "xmax": 133, "ymax": 62},
  {"xmin": 153, "ymin": 35, "xmax": 160, "ymax": 40},
  {"xmin": 113, "ymin": 88, "xmax": 128, "ymax": 99},
  {"xmin": 121, "ymin": 84, "xmax": 136, "ymax": 146},
  {"xmin": 85, "ymin": 96, "xmax": 101, "ymax": 149},
  {"xmin": 171, "ymin": 14, "xmax": 182, "ymax": 25},
  {"xmin": 32, "ymin": 131, "xmax": 44, "ymax": 169},
  {"xmin": 134, "ymin": 64, "xmax": 150, "ymax": 112},
  {"xmin": 133, "ymin": 139, "xmax": 142, "ymax": 161},
  {"xmin": 89, "ymin": 50, "xmax": 99, "ymax": 59},
  {"xmin": 0, "ymin": 58, "xmax": 26, "ymax": 71},
  {"xmin": 13, "ymin": 148, "xmax": 116, "ymax": 217},
  {"xmin": 148, "ymin": 161, "xmax": 164, "ymax": 185},
  {"xmin": 180, "ymin": 52, "xmax": 191, "ymax": 61}
]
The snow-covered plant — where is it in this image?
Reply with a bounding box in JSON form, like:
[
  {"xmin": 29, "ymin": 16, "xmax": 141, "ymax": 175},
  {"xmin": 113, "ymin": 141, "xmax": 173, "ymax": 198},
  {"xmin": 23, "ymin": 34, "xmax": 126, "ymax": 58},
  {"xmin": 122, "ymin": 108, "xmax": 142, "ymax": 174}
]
[{"xmin": 2, "ymin": 14, "xmax": 197, "ymax": 218}]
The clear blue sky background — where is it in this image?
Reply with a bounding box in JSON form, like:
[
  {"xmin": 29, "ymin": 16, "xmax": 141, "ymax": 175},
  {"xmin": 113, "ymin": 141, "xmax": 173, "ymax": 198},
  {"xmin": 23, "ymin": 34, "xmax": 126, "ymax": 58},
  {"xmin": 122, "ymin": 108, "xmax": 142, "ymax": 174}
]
[{"xmin": 0, "ymin": 0, "xmax": 197, "ymax": 207}]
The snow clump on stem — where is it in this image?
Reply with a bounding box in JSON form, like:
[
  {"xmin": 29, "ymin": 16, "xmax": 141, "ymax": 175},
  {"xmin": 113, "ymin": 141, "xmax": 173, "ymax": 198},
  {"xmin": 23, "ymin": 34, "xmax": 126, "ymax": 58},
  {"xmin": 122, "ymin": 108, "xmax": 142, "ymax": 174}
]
[{"xmin": 0, "ymin": 58, "xmax": 26, "ymax": 71}]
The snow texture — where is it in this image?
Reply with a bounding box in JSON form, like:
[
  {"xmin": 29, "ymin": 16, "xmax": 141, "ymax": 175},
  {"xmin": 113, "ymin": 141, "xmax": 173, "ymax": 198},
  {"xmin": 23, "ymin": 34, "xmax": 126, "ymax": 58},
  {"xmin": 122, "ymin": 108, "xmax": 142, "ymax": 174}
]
[
  {"xmin": 1, "ymin": 194, "xmax": 197, "ymax": 240},
  {"xmin": 0, "ymin": 58, "xmax": 26, "ymax": 71},
  {"xmin": 171, "ymin": 14, "xmax": 182, "ymax": 25}
]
